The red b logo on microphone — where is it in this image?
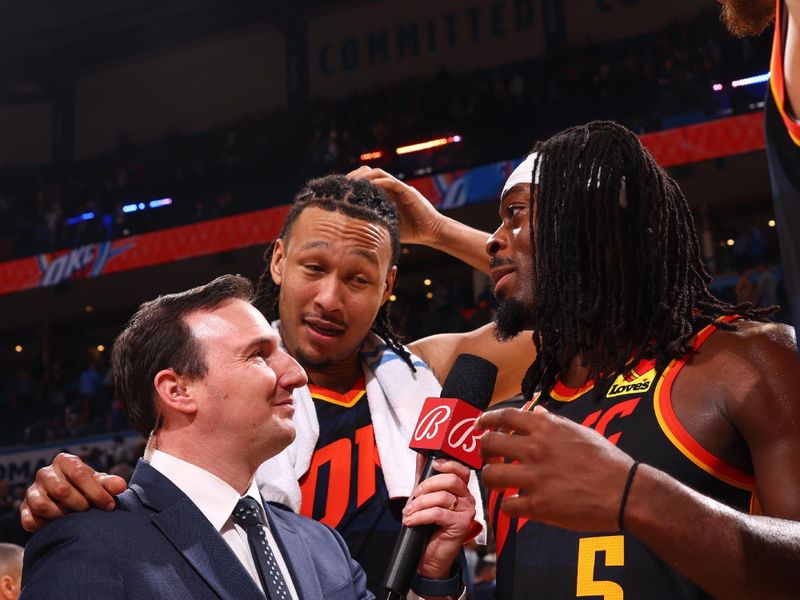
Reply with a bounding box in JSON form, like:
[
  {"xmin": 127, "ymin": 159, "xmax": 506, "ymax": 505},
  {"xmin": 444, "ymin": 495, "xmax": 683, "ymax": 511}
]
[{"xmin": 410, "ymin": 398, "xmax": 484, "ymax": 469}]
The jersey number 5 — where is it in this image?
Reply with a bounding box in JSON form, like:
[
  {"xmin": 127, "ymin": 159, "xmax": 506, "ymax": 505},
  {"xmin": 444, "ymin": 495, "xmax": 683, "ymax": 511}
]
[{"xmin": 577, "ymin": 535, "xmax": 625, "ymax": 599}]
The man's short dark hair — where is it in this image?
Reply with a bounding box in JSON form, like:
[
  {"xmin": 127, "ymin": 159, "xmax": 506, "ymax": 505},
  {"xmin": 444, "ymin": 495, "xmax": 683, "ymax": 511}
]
[{"xmin": 112, "ymin": 274, "xmax": 254, "ymax": 435}]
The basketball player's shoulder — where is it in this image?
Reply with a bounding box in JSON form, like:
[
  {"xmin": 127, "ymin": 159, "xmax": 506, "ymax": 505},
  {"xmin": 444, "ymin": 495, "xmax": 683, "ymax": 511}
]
[
  {"xmin": 694, "ymin": 319, "xmax": 799, "ymax": 416},
  {"xmin": 681, "ymin": 320, "xmax": 794, "ymax": 400},
  {"xmin": 706, "ymin": 319, "xmax": 796, "ymax": 362}
]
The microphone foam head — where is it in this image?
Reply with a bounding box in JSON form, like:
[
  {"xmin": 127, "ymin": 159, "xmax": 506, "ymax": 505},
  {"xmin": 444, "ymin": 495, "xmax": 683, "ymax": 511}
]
[{"xmin": 440, "ymin": 353, "xmax": 498, "ymax": 411}]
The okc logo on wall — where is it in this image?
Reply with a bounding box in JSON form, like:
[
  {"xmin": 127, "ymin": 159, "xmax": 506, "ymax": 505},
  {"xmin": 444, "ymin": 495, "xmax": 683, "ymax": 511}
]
[{"xmin": 36, "ymin": 241, "xmax": 133, "ymax": 288}]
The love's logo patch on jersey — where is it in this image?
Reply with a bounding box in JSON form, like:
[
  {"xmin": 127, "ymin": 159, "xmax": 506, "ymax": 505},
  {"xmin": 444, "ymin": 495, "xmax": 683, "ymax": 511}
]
[{"xmin": 606, "ymin": 367, "xmax": 656, "ymax": 398}]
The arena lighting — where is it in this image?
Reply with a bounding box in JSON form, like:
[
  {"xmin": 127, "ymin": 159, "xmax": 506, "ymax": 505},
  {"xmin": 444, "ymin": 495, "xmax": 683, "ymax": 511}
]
[
  {"xmin": 731, "ymin": 72, "xmax": 770, "ymax": 87},
  {"xmin": 65, "ymin": 211, "xmax": 96, "ymax": 225},
  {"xmin": 14, "ymin": 345, "xmax": 23, "ymax": 353},
  {"xmin": 768, "ymin": 219, "xmax": 776, "ymax": 228},
  {"xmin": 423, "ymin": 278, "xmax": 432, "ymax": 286},
  {"xmin": 359, "ymin": 150, "xmax": 383, "ymax": 161},
  {"xmin": 123, "ymin": 197, "xmax": 173, "ymax": 214},
  {"xmin": 149, "ymin": 197, "xmax": 173, "ymax": 208},
  {"xmin": 389, "ymin": 294, "xmax": 397, "ymax": 302},
  {"xmin": 727, "ymin": 239, "xmax": 735, "ymax": 246},
  {"xmin": 712, "ymin": 72, "xmax": 770, "ymax": 92},
  {"xmin": 426, "ymin": 292, "xmax": 434, "ymax": 299},
  {"xmin": 97, "ymin": 344, "xmax": 106, "ymax": 352},
  {"xmin": 395, "ymin": 135, "xmax": 462, "ymax": 155}
]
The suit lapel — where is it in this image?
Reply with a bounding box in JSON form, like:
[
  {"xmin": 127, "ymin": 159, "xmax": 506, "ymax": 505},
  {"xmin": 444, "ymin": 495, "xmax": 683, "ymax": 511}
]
[
  {"xmin": 265, "ymin": 502, "xmax": 325, "ymax": 599},
  {"xmin": 130, "ymin": 461, "xmax": 265, "ymax": 600}
]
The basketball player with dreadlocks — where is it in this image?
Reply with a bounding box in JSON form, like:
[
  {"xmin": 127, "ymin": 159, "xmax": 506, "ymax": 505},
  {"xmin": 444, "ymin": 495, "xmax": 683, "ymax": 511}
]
[
  {"xmin": 354, "ymin": 121, "xmax": 800, "ymax": 597},
  {"xmin": 20, "ymin": 174, "xmax": 532, "ymax": 596},
  {"xmin": 468, "ymin": 122, "xmax": 800, "ymax": 599},
  {"xmin": 721, "ymin": 0, "xmax": 800, "ymax": 346}
]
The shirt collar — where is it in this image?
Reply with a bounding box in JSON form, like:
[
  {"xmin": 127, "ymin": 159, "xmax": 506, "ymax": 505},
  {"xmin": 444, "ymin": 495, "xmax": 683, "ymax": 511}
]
[{"xmin": 149, "ymin": 449, "xmax": 266, "ymax": 532}]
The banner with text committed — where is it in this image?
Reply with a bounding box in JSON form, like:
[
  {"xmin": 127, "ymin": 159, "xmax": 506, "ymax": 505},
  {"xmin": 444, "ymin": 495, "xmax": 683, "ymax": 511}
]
[
  {"xmin": 0, "ymin": 113, "xmax": 765, "ymax": 297},
  {"xmin": 564, "ymin": 0, "xmax": 706, "ymax": 47},
  {"xmin": 0, "ymin": 205, "xmax": 290, "ymax": 296},
  {"xmin": 0, "ymin": 432, "xmax": 143, "ymax": 486},
  {"xmin": 308, "ymin": 0, "xmax": 546, "ymax": 99}
]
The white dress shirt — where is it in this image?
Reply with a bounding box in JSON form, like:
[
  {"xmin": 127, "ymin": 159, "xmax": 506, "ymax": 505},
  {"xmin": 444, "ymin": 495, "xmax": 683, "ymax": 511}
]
[{"xmin": 149, "ymin": 450, "xmax": 299, "ymax": 599}]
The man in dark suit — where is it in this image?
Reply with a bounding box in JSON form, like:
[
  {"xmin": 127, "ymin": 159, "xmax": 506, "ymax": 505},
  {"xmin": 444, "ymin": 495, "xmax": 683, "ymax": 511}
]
[{"xmin": 20, "ymin": 275, "xmax": 476, "ymax": 599}]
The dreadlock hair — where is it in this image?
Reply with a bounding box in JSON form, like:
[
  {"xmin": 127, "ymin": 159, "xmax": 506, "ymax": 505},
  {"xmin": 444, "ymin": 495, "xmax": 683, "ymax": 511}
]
[
  {"xmin": 521, "ymin": 120, "xmax": 775, "ymax": 402},
  {"xmin": 253, "ymin": 174, "xmax": 415, "ymax": 371}
]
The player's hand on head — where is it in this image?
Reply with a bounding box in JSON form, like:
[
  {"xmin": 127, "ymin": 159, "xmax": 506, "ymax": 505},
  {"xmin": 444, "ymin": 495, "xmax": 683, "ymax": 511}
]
[
  {"xmin": 19, "ymin": 452, "xmax": 127, "ymax": 532},
  {"xmin": 346, "ymin": 165, "xmax": 443, "ymax": 245},
  {"xmin": 403, "ymin": 456, "xmax": 477, "ymax": 579},
  {"xmin": 477, "ymin": 406, "xmax": 635, "ymax": 532}
]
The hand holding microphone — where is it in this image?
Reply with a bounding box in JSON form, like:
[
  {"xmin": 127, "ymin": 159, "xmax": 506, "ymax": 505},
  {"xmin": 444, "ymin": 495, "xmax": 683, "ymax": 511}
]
[{"xmin": 383, "ymin": 354, "xmax": 498, "ymax": 599}]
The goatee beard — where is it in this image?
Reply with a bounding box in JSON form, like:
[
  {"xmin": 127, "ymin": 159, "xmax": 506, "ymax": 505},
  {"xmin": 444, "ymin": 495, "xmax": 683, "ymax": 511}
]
[{"xmin": 494, "ymin": 297, "xmax": 527, "ymax": 341}]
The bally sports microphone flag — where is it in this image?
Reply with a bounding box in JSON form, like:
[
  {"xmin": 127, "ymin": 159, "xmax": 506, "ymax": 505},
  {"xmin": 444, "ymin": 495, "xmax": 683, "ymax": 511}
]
[{"xmin": 382, "ymin": 353, "xmax": 498, "ymax": 599}]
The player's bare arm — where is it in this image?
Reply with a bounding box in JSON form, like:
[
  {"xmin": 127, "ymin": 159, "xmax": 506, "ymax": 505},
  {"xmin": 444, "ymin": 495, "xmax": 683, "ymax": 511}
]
[{"xmin": 408, "ymin": 326, "xmax": 534, "ymax": 406}]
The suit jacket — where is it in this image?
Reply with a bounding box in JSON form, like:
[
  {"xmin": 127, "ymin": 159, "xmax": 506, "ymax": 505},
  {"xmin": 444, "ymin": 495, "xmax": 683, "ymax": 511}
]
[{"xmin": 21, "ymin": 460, "xmax": 373, "ymax": 600}]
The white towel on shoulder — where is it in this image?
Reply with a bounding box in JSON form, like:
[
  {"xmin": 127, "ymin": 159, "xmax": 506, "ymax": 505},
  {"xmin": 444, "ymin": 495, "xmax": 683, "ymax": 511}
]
[{"xmin": 257, "ymin": 324, "xmax": 486, "ymax": 544}]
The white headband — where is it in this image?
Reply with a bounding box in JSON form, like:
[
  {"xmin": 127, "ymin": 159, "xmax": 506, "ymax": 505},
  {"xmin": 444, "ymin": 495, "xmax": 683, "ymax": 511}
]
[
  {"xmin": 502, "ymin": 152, "xmax": 539, "ymax": 196},
  {"xmin": 501, "ymin": 151, "xmax": 627, "ymax": 206}
]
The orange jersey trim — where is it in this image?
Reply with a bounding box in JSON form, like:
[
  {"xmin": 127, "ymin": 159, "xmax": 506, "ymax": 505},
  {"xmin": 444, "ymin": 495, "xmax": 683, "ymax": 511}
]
[
  {"xmin": 309, "ymin": 376, "xmax": 367, "ymax": 408},
  {"xmin": 770, "ymin": 0, "xmax": 800, "ymax": 145},
  {"xmin": 549, "ymin": 357, "xmax": 655, "ymax": 403},
  {"xmin": 653, "ymin": 317, "xmax": 756, "ymax": 492},
  {"xmin": 550, "ymin": 379, "xmax": 595, "ymax": 402}
]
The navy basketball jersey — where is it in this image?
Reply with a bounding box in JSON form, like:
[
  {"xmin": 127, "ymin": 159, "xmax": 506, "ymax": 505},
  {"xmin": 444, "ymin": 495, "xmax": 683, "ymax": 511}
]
[
  {"xmin": 298, "ymin": 376, "xmax": 404, "ymax": 596},
  {"xmin": 489, "ymin": 317, "xmax": 755, "ymax": 599}
]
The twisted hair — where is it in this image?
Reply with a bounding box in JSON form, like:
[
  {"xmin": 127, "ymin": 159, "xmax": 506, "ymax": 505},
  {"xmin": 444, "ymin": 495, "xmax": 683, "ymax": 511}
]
[
  {"xmin": 253, "ymin": 174, "xmax": 415, "ymax": 371},
  {"xmin": 521, "ymin": 121, "xmax": 775, "ymax": 401}
]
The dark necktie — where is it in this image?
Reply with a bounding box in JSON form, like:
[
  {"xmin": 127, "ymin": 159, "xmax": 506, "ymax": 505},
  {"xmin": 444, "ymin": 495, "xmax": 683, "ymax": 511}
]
[{"xmin": 232, "ymin": 497, "xmax": 292, "ymax": 600}]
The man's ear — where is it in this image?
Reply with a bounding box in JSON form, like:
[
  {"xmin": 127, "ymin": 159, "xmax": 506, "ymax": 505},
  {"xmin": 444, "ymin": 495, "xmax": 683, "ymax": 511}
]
[
  {"xmin": 270, "ymin": 239, "xmax": 286, "ymax": 286},
  {"xmin": 0, "ymin": 574, "xmax": 19, "ymax": 600},
  {"xmin": 153, "ymin": 369, "xmax": 197, "ymax": 416},
  {"xmin": 381, "ymin": 266, "xmax": 398, "ymax": 306}
]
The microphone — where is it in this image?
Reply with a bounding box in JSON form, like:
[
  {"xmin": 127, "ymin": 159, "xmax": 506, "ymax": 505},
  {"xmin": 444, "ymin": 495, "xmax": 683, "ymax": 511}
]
[{"xmin": 382, "ymin": 354, "xmax": 498, "ymax": 600}]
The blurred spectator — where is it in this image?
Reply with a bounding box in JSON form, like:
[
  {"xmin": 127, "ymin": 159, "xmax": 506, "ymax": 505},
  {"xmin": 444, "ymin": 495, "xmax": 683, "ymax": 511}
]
[
  {"xmin": 756, "ymin": 263, "xmax": 778, "ymax": 308},
  {"xmin": 78, "ymin": 363, "xmax": 103, "ymax": 421},
  {"xmin": 735, "ymin": 268, "xmax": 758, "ymax": 304}
]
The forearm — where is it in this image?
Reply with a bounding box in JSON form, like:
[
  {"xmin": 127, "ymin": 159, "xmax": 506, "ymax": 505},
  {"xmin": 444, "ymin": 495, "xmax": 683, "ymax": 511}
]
[
  {"xmin": 426, "ymin": 215, "xmax": 491, "ymax": 274},
  {"xmin": 626, "ymin": 464, "xmax": 800, "ymax": 599},
  {"xmin": 785, "ymin": 0, "xmax": 800, "ymax": 117}
]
